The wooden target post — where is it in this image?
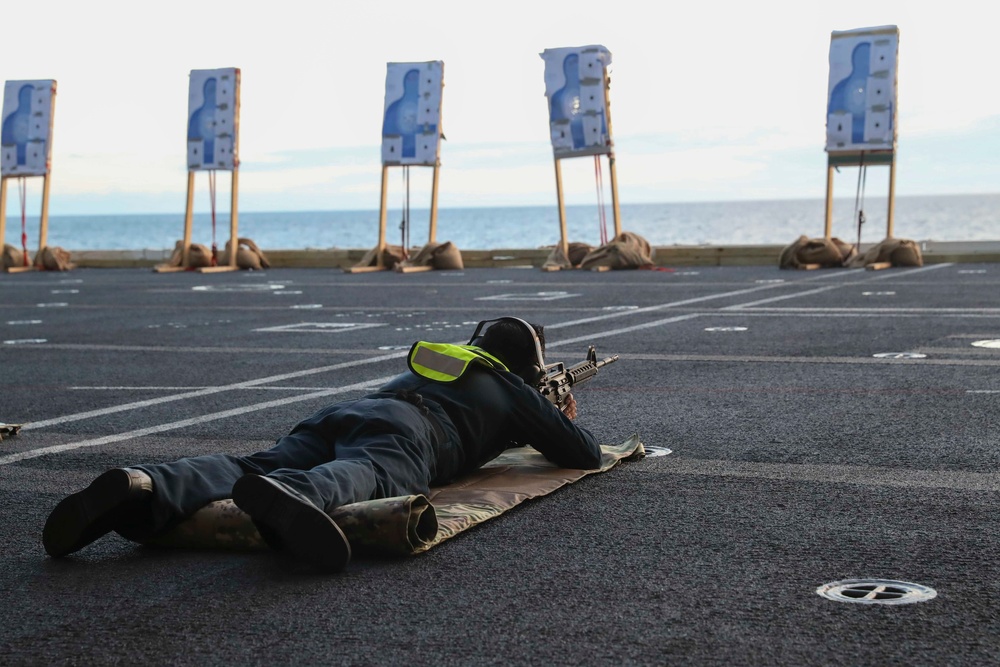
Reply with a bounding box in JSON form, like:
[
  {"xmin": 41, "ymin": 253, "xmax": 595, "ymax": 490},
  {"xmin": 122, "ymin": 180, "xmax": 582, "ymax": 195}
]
[
  {"xmin": 824, "ymin": 150, "xmax": 896, "ymax": 239},
  {"xmin": 823, "ymin": 26, "xmax": 899, "ymax": 241},
  {"xmin": 541, "ymin": 46, "xmax": 620, "ymax": 271},
  {"xmin": 348, "ymin": 61, "xmax": 444, "ymax": 274},
  {"xmin": 155, "ymin": 68, "xmax": 241, "ymax": 274},
  {"xmin": 1, "ymin": 80, "xmax": 57, "ymax": 273},
  {"xmin": 348, "ymin": 159, "xmax": 442, "ymax": 274},
  {"xmin": 551, "ymin": 86, "xmax": 622, "ymax": 261}
]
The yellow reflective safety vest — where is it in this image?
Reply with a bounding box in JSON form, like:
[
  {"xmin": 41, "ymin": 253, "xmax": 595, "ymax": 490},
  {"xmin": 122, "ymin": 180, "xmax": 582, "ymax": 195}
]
[{"xmin": 407, "ymin": 341, "xmax": 508, "ymax": 382}]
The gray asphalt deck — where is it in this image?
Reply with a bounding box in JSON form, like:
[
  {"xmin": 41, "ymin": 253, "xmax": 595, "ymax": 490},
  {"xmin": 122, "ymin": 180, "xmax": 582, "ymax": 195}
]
[{"xmin": 1, "ymin": 264, "xmax": 998, "ymax": 666}]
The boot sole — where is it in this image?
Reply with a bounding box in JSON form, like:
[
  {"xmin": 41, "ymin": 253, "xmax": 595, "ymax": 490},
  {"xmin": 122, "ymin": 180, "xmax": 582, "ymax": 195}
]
[
  {"xmin": 232, "ymin": 475, "xmax": 351, "ymax": 573},
  {"xmin": 43, "ymin": 469, "xmax": 133, "ymax": 557}
]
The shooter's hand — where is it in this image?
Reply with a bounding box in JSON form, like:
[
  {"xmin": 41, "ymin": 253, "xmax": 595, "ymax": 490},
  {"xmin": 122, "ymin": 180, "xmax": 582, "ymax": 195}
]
[{"xmin": 561, "ymin": 393, "xmax": 578, "ymax": 420}]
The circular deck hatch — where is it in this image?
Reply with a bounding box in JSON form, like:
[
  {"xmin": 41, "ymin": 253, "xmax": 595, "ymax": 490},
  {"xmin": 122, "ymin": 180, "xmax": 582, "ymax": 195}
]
[{"xmin": 816, "ymin": 579, "xmax": 936, "ymax": 605}]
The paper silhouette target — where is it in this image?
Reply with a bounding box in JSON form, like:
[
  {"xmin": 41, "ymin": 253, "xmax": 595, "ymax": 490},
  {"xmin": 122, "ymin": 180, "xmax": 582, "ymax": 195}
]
[
  {"xmin": 381, "ymin": 61, "xmax": 443, "ymax": 166},
  {"xmin": 826, "ymin": 26, "xmax": 898, "ymax": 151},
  {"xmin": 541, "ymin": 45, "xmax": 612, "ymax": 158},
  {"xmin": 1, "ymin": 80, "xmax": 56, "ymax": 177},
  {"xmin": 187, "ymin": 68, "xmax": 239, "ymax": 171}
]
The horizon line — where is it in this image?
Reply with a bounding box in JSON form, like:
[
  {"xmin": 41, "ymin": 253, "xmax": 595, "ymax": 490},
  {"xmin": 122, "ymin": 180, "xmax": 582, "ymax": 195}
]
[{"xmin": 36, "ymin": 191, "xmax": 1000, "ymax": 218}]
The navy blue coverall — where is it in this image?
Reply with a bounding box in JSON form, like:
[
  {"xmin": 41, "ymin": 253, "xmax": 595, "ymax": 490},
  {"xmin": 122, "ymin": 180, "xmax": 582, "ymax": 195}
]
[{"xmin": 122, "ymin": 364, "xmax": 601, "ymax": 540}]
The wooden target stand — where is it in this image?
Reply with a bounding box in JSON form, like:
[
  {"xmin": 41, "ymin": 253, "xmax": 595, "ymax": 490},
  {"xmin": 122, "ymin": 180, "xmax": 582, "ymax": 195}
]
[
  {"xmin": 824, "ymin": 148, "xmax": 897, "ymax": 240},
  {"xmin": 157, "ymin": 67, "xmax": 241, "ymax": 274},
  {"xmin": 547, "ymin": 152, "xmax": 622, "ymax": 273},
  {"xmin": 2, "ymin": 80, "xmax": 57, "ymax": 274},
  {"xmin": 154, "ymin": 168, "xmax": 240, "ymax": 273},
  {"xmin": 346, "ymin": 159, "xmax": 441, "ymax": 274},
  {"xmin": 0, "ymin": 173, "xmax": 53, "ymax": 273},
  {"xmin": 544, "ymin": 68, "xmax": 622, "ymax": 272}
]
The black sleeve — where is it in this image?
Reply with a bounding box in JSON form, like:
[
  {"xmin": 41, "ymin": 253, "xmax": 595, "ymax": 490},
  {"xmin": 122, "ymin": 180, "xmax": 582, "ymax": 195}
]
[{"xmin": 503, "ymin": 373, "xmax": 603, "ymax": 470}]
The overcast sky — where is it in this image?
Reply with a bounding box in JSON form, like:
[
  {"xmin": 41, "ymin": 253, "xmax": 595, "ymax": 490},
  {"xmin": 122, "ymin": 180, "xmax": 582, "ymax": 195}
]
[{"xmin": 2, "ymin": 0, "xmax": 997, "ymax": 216}]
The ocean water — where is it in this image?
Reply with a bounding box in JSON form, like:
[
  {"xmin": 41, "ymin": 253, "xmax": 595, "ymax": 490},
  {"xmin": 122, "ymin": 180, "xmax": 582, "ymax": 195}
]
[{"xmin": 3, "ymin": 194, "xmax": 998, "ymax": 251}]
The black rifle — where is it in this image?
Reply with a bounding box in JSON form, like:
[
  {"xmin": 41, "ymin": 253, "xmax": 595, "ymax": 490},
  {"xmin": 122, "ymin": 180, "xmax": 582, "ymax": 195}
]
[{"xmin": 537, "ymin": 345, "xmax": 619, "ymax": 408}]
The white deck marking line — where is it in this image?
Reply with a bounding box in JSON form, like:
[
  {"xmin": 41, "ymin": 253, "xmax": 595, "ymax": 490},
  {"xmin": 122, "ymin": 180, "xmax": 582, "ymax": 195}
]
[
  {"xmin": 15, "ymin": 283, "xmax": 823, "ymax": 432},
  {"xmin": 619, "ymin": 352, "xmax": 1000, "ymax": 367},
  {"xmin": 4, "ymin": 317, "xmax": 712, "ymax": 463},
  {"xmin": 68, "ymin": 386, "xmax": 354, "ymax": 391},
  {"xmin": 655, "ymin": 457, "xmax": 1000, "ymax": 492},
  {"xmin": 860, "ymin": 262, "xmax": 953, "ymax": 281},
  {"xmin": 20, "ymin": 351, "xmax": 409, "ymax": 431},
  {"xmin": 64, "ymin": 318, "xmax": 693, "ymax": 390},
  {"xmin": 722, "ymin": 307, "xmax": 1000, "ymax": 314},
  {"xmin": 8, "ymin": 273, "xmax": 880, "ymax": 447},
  {"xmin": 707, "ymin": 310, "xmax": 1000, "ymax": 317},
  {"xmin": 721, "ymin": 285, "xmax": 842, "ymax": 310},
  {"xmin": 545, "ymin": 291, "xmax": 764, "ymax": 329},
  {"xmin": 913, "ymin": 347, "xmax": 1000, "ymax": 355},
  {"xmin": 19, "ymin": 344, "xmax": 385, "ymax": 355},
  {"xmin": 548, "ymin": 314, "xmax": 702, "ymax": 348},
  {"xmin": 23, "ymin": 316, "xmax": 701, "ymax": 432},
  {"xmin": 545, "ymin": 271, "xmax": 850, "ymax": 329},
  {"xmin": 723, "ymin": 264, "xmax": 954, "ymax": 310},
  {"xmin": 0, "ymin": 377, "xmax": 394, "ymax": 465}
]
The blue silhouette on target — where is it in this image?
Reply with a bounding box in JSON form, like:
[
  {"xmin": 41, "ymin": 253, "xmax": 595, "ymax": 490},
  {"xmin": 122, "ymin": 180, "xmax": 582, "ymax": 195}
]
[
  {"xmin": 550, "ymin": 53, "xmax": 607, "ymax": 150},
  {"xmin": 383, "ymin": 69, "xmax": 436, "ymax": 159},
  {"xmin": 188, "ymin": 77, "xmax": 218, "ymax": 165},
  {"xmin": 2, "ymin": 84, "xmax": 35, "ymax": 165},
  {"xmin": 549, "ymin": 54, "xmax": 585, "ymax": 148},
  {"xmin": 828, "ymin": 42, "xmax": 871, "ymax": 144}
]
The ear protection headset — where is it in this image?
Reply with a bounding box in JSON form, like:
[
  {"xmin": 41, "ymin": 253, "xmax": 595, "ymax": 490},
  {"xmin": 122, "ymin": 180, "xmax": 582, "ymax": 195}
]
[{"xmin": 467, "ymin": 316, "xmax": 547, "ymax": 384}]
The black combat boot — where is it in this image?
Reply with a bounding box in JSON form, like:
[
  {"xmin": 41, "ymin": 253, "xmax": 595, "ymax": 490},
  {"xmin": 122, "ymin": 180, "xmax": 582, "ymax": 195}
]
[
  {"xmin": 43, "ymin": 468, "xmax": 154, "ymax": 557},
  {"xmin": 232, "ymin": 474, "xmax": 351, "ymax": 573}
]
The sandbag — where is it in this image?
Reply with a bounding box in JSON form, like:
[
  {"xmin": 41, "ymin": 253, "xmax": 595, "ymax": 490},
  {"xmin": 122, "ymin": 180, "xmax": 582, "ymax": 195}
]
[
  {"xmin": 431, "ymin": 241, "xmax": 463, "ymax": 270},
  {"xmin": 779, "ymin": 236, "xmax": 855, "ymax": 269},
  {"xmin": 2, "ymin": 244, "xmax": 30, "ymax": 270},
  {"xmin": 542, "ymin": 241, "xmax": 594, "ymax": 270},
  {"xmin": 393, "ymin": 241, "xmax": 464, "ymax": 271},
  {"xmin": 890, "ymin": 239, "xmax": 923, "ymax": 267},
  {"xmin": 353, "ymin": 244, "xmax": 406, "ymax": 270},
  {"xmin": 845, "ymin": 237, "xmax": 923, "ymax": 268},
  {"xmin": 542, "ymin": 245, "xmax": 572, "ymax": 270},
  {"xmin": 798, "ymin": 237, "xmax": 855, "ymax": 267},
  {"xmin": 778, "ymin": 235, "xmax": 809, "ymax": 269},
  {"xmin": 567, "ymin": 242, "xmax": 594, "ymax": 267},
  {"xmin": 157, "ymin": 241, "xmax": 215, "ymax": 270},
  {"xmin": 187, "ymin": 244, "xmax": 214, "ymax": 268},
  {"xmin": 579, "ymin": 231, "xmax": 655, "ymax": 270},
  {"xmin": 158, "ymin": 242, "xmax": 185, "ymax": 269},
  {"xmin": 33, "ymin": 246, "xmax": 75, "ymax": 271},
  {"xmin": 400, "ymin": 241, "xmax": 440, "ymax": 268},
  {"xmin": 221, "ymin": 237, "xmax": 270, "ymax": 270}
]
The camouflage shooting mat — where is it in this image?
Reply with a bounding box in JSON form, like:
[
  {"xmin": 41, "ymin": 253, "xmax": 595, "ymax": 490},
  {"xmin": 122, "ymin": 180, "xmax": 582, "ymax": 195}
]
[{"xmin": 144, "ymin": 434, "xmax": 644, "ymax": 557}]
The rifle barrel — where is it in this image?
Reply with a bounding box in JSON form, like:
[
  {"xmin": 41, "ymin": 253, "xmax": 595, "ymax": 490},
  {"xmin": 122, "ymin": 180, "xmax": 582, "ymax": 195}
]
[{"xmin": 595, "ymin": 354, "xmax": 619, "ymax": 370}]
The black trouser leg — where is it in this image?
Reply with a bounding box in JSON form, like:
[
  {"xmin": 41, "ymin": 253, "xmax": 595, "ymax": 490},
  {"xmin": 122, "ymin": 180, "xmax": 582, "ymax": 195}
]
[{"xmin": 124, "ymin": 397, "xmax": 444, "ymax": 537}]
